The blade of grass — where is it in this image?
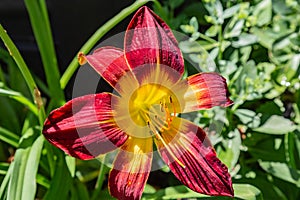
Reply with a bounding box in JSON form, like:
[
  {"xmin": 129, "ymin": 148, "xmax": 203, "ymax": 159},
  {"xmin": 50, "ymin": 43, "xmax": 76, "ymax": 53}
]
[
  {"xmin": 24, "ymin": 0, "xmax": 65, "ymax": 107},
  {"xmin": 7, "ymin": 128, "xmax": 43, "ymax": 200},
  {"xmin": 36, "ymin": 174, "xmax": 50, "ymax": 189},
  {"xmin": 0, "ymin": 88, "xmax": 38, "ymax": 116},
  {"xmin": 60, "ymin": 0, "xmax": 151, "ymax": 89},
  {"xmin": 0, "ymin": 127, "xmax": 19, "ymax": 148},
  {"xmin": 43, "ymin": 154, "xmax": 73, "ymax": 200},
  {"xmin": 0, "ymin": 25, "xmax": 37, "ymax": 95},
  {"xmin": 0, "ymin": 163, "xmax": 9, "ymax": 175},
  {"xmin": 0, "ymin": 24, "xmax": 46, "ymax": 124},
  {"xmin": 0, "ymin": 162, "xmax": 13, "ymax": 200},
  {"xmin": 21, "ymin": 135, "xmax": 44, "ymax": 200}
]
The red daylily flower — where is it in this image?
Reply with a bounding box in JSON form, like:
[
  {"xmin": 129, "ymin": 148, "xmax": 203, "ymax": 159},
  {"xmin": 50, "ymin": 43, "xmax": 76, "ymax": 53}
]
[{"xmin": 43, "ymin": 6, "xmax": 234, "ymax": 200}]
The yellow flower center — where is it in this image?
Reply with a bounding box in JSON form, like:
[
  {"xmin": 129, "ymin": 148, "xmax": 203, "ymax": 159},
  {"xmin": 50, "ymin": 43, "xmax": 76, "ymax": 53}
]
[{"xmin": 129, "ymin": 83, "xmax": 178, "ymax": 130}]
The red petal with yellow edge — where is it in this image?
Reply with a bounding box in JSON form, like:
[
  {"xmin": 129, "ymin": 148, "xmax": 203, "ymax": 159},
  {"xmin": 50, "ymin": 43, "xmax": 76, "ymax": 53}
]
[
  {"xmin": 85, "ymin": 47, "xmax": 130, "ymax": 92},
  {"xmin": 125, "ymin": 6, "xmax": 184, "ymax": 76},
  {"xmin": 43, "ymin": 93, "xmax": 128, "ymax": 160},
  {"xmin": 109, "ymin": 137, "xmax": 153, "ymax": 200},
  {"xmin": 154, "ymin": 117, "xmax": 234, "ymax": 197},
  {"xmin": 181, "ymin": 72, "xmax": 233, "ymax": 113}
]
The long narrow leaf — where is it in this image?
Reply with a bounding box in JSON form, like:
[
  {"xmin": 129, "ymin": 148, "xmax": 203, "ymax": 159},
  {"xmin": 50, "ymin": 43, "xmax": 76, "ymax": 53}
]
[
  {"xmin": 0, "ymin": 162, "xmax": 13, "ymax": 200},
  {"xmin": 0, "ymin": 25, "xmax": 37, "ymax": 95},
  {"xmin": 7, "ymin": 128, "xmax": 42, "ymax": 200},
  {"xmin": 0, "ymin": 24, "xmax": 46, "ymax": 124},
  {"xmin": 21, "ymin": 135, "xmax": 44, "ymax": 200},
  {"xmin": 23, "ymin": 0, "xmax": 65, "ymax": 106},
  {"xmin": 0, "ymin": 163, "xmax": 9, "ymax": 175},
  {"xmin": 0, "ymin": 127, "xmax": 19, "ymax": 147},
  {"xmin": 43, "ymin": 155, "xmax": 73, "ymax": 200},
  {"xmin": 0, "ymin": 88, "xmax": 38, "ymax": 116}
]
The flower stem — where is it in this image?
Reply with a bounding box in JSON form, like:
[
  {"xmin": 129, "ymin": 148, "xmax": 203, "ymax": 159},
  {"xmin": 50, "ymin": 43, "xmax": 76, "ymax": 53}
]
[{"xmin": 60, "ymin": 0, "xmax": 152, "ymax": 89}]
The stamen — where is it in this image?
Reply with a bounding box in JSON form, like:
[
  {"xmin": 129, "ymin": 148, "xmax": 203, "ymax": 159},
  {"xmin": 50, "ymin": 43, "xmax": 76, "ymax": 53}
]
[
  {"xmin": 155, "ymin": 133, "xmax": 185, "ymax": 168},
  {"xmin": 164, "ymin": 105, "xmax": 172, "ymax": 129},
  {"xmin": 147, "ymin": 120, "xmax": 186, "ymax": 169},
  {"xmin": 169, "ymin": 95, "xmax": 176, "ymax": 117}
]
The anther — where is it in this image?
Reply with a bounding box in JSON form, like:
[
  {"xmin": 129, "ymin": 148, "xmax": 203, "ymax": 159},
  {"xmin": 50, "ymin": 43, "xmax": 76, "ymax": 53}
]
[{"xmin": 169, "ymin": 96, "xmax": 173, "ymax": 103}]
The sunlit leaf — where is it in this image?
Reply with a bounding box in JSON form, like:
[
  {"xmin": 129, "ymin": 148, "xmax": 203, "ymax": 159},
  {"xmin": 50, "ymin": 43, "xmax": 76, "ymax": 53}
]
[
  {"xmin": 259, "ymin": 161, "xmax": 300, "ymax": 187},
  {"xmin": 254, "ymin": 115, "xmax": 296, "ymax": 135}
]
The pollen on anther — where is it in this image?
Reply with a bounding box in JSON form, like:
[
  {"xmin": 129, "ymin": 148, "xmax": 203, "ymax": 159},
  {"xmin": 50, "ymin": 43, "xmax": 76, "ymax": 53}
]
[{"xmin": 169, "ymin": 96, "xmax": 173, "ymax": 103}]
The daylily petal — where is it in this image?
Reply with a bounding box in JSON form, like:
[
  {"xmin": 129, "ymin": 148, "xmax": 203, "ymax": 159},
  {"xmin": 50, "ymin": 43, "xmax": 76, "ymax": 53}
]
[
  {"xmin": 125, "ymin": 6, "xmax": 184, "ymax": 77},
  {"xmin": 43, "ymin": 93, "xmax": 128, "ymax": 160},
  {"xmin": 84, "ymin": 47, "xmax": 131, "ymax": 92},
  {"xmin": 109, "ymin": 137, "xmax": 153, "ymax": 200},
  {"xmin": 174, "ymin": 72, "xmax": 233, "ymax": 113},
  {"xmin": 154, "ymin": 117, "xmax": 234, "ymax": 197}
]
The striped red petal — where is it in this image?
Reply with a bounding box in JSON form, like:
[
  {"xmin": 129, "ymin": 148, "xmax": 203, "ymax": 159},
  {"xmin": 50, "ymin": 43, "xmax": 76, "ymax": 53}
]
[
  {"xmin": 84, "ymin": 47, "xmax": 131, "ymax": 92},
  {"xmin": 109, "ymin": 137, "xmax": 153, "ymax": 200},
  {"xmin": 43, "ymin": 93, "xmax": 128, "ymax": 160},
  {"xmin": 155, "ymin": 117, "xmax": 234, "ymax": 197},
  {"xmin": 125, "ymin": 6, "xmax": 184, "ymax": 77},
  {"xmin": 181, "ymin": 72, "xmax": 233, "ymax": 113}
]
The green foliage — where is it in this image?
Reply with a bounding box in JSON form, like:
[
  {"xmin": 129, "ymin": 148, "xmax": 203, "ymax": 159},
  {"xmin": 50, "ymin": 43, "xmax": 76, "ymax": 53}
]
[
  {"xmin": 0, "ymin": 0, "xmax": 300, "ymax": 199},
  {"xmin": 156, "ymin": 0, "xmax": 300, "ymax": 199}
]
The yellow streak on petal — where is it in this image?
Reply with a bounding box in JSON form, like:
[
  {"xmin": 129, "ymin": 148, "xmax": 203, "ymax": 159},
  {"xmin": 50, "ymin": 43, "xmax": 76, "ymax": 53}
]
[{"xmin": 148, "ymin": 119, "xmax": 186, "ymax": 169}]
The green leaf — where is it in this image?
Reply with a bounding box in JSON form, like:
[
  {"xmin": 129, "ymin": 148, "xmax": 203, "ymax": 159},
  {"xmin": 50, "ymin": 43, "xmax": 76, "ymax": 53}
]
[
  {"xmin": 251, "ymin": 27, "xmax": 276, "ymax": 49},
  {"xmin": 7, "ymin": 128, "xmax": 42, "ymax": 200},
  {"xmin": 169, "ymin": 0, "xmax": 184, "ymax": 10},
  {"xmin": 223, "ymin": 4, "xmax": 241, "ymax": 19},
  {"xmin": 245, "ymin": 133, "xmax": 286, "ymax": 162},
  {"xmin": 24, "ymin": 0, "xmax": 65, "ymax": 106},
  {"xmin": 65, "ymin": 155, "xmax": 76, "ymax": 177},
  {"xmin": 0, "ymin": 88, "xmax": 38, "ymax": 116},
  {"xmin": 273, "ymin": 0, "xmax": 293, "ymax": 15},
  {"xmin": 205, "ymin": 25, "xmax": 219, "ymax": 37},
  {"xmin": 0, "ymin": 25, "xmax": 37, "ymax": 99},
  {"xmin": 43, "ymin": 154, "xmax": 73, "ymax": 200},
  {"xmin": 36, "ymin": 174, "xmax": 50, "ymax": 189},
  {"xmin": 21, "ymin": 135, "xmax": 44, "ymax": 200},
  {"xmin": 143, "ymin": 184, "xmax": 156, "ymax": 194},
  {"xmin": 253, "ymin": 0, "xmax": 272, "ymax": 26},
  {"xmin": 259, "ymin": 161, "xmax": 300, "ymax": 187},
  {"xmin": 142, "ymin": 184, "xmax": 262, "ymax": 199},
  {"xmin": 224, "ymin": 19, "xmax": 245, "ymax": 39},
  {"xmin": 0, "ymin": 24, "xmax": 45, "ymax": 125},
  {"xmin": 70, "ymin": 180, "xmax": 90, "ymax": 200},
  {"xmin": 254, "ymin": 115, "xmax": 296, "ymax": 135},
  {"xmin": 189, "ymin": 17, "xmax": 198, "ymax": 32},
  {"xmin": 0, "ymin": 163, "xmax": 9, "ymax": 175},
  {"xmin": 217, "ymin": 129, "xmax": 241, "ymax": 170},
  {"xmin": 0, "ymin": 162, "xmax": 13, "ymax": 200},
  {"xmin": 235, "ymin": 109, "xmax": 261, "ymax": 128},
  {"xmin": 142, "ymin": 185, "xmax": 208, "ymax": 199},
  {"xmin": 233, "ymin": 184, "xmax": 263, "ymax": 200},
  {"xmin": 204, "ymin": 0, "xmax": 224, "ymax": 25},
  {"xmin": 0, "ymin": 97, "xmax": 21, "ymax": 133},
  {"xmin": 232, "ymin": 33, "xmax": 258, "ymax": 48},
  {"xmin": 0, "ymin": 127, "xmax": 19, "ymax": 147}
]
